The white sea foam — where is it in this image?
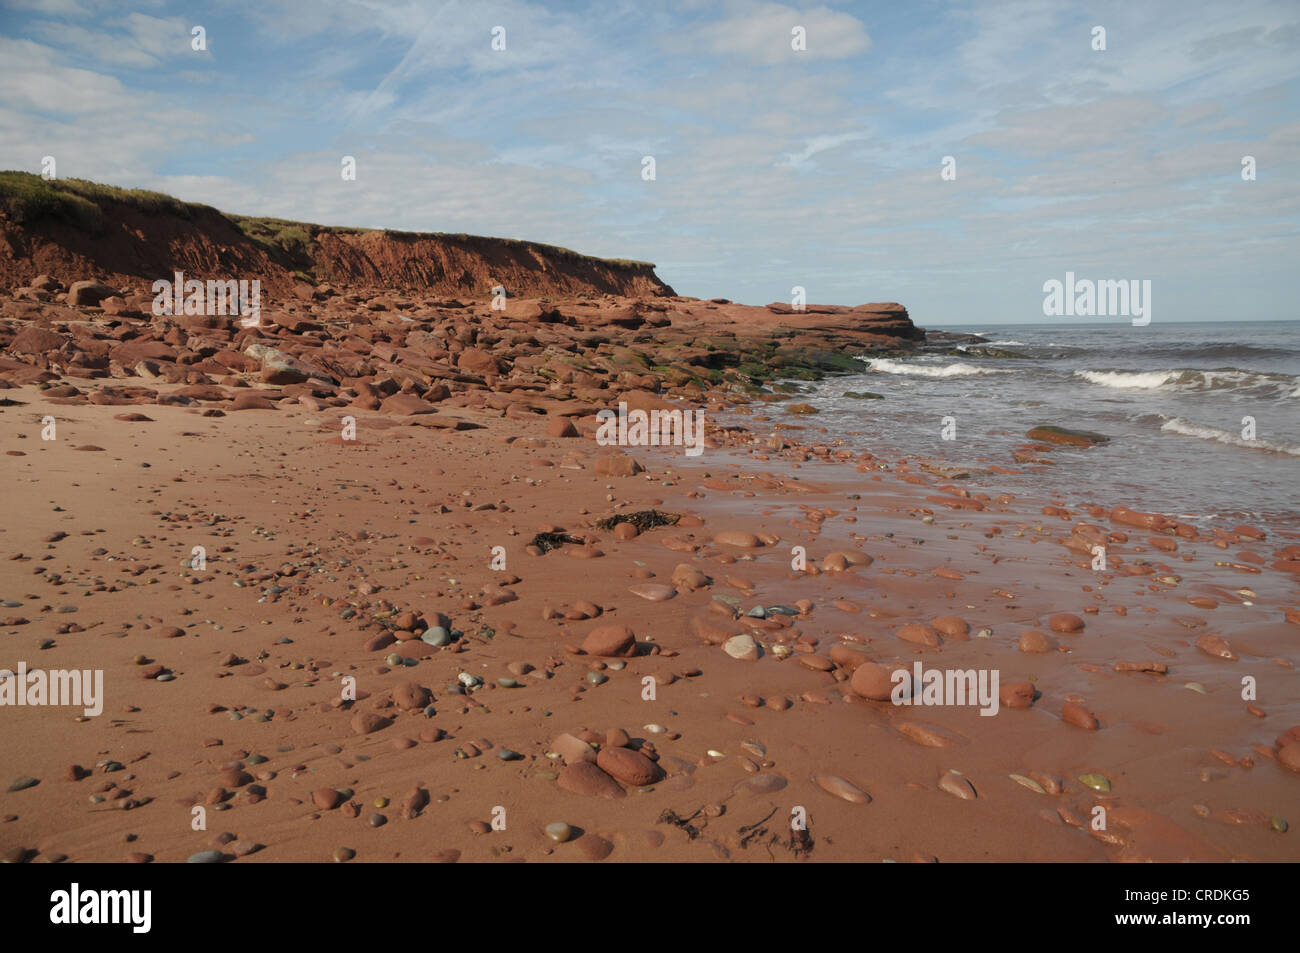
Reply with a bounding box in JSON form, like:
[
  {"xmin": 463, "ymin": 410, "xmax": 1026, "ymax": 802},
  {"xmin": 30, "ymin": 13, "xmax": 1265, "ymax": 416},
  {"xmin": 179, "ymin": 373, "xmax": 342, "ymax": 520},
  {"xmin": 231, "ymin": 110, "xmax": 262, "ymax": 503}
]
[
  {"xmin": 866, "ymin": 359, "xmax": 1007, "ymax": 378},
  {"xmin": 1161, "ymin": 417, "xmax": 1300, "ymax": 456},
  {"xmin": 1075, "ymin": 369, "xmax": 1177, "ymax": 389}
]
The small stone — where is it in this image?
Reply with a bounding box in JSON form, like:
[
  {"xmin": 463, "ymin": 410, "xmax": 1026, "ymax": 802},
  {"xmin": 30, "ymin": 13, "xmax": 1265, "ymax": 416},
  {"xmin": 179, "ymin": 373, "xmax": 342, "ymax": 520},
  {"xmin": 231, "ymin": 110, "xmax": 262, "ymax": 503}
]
[
  {"xmin": 815, "ymin": 774, "xmax": 870, "ymax": 804},
  {"xmin": 939, "ymin": 771, "xmax": 977, "ymax": 800},
  {"xmin": 1009, "ymin": 773, "xmax": 1046, "ymax": 794},
  {"xmin": 186, "ymin": 850, "xmax": 226, "ymax": 864},
  {"xmin": 545, "ymin": 822, "xmax": 572, "ymax": 842},
  {"xmin": 1078, "ymin": 773, "xmax": 1111, "ymax": 792},
  {"xmin": 722, "ymin": 634, "xmax": 760, "ymax": 661},
  {"xmin": 333, "ymin": 846, "xmax": 355, "ymax": 863}
]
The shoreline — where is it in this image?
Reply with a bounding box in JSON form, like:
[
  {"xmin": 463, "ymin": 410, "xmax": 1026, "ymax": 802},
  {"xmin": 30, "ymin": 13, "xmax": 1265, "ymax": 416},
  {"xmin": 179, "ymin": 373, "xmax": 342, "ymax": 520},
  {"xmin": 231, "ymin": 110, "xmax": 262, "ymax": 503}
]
[{"xmin": 2, "ymin": 380, "xmax": 1297, "ymax": 862}]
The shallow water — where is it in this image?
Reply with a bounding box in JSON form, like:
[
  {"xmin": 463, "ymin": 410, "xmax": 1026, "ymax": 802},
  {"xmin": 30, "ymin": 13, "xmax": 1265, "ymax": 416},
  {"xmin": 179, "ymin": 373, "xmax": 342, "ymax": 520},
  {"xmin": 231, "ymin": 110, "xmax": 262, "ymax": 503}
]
[{"xmin": 781, "ymin": 320, "xmax": 1300, "ymax": 528}]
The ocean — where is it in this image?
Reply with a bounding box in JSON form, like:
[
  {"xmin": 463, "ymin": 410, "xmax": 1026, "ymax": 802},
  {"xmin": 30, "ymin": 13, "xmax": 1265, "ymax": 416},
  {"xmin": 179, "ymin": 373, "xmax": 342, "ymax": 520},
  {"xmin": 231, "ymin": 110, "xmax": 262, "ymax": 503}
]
[{"xmin": 780, "ymin": 320, "xmax": 1299, "ymax": 529}]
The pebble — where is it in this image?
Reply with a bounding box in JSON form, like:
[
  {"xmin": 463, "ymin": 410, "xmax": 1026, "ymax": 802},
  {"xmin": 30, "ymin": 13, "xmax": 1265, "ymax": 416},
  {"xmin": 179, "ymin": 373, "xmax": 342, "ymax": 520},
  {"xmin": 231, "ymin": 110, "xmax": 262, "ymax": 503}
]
[
  {"xmin": 1061, "ymin": 702, "xmax": 1100, "ymax": 730},
  {"xmin": 557, "ymin": 762, "xmax": 626, "ymax": 799},
  {"xmin": 596, "ymin": 746, "xmax": 661, "ymax": 785},
  {"xmin": 581, "ymin": 624, "xmax": 636, "ymax": 658},
  {"xmin": 187, "ymin": 850, "xmax": 226, "ymax": 864},
  {"xmin": 629, "ymin": 584, "xmax": 675, "ymax": 602},
  {"xmin": 1078, "ymin": 773, "xmax": 1111, "ymax": 792},
  {"xmin": 333, "ymin": 846, "xmax": 355, "ymax": 863},
  {"xmin": 1018, "ymin": 629, "xmax": 1053, "ymax": 653},
  {"xmin": 714, "ymin": 531, "xmax": 761, "ymax": 548},
  {"xmin": 938, "ymin": 771, "xmax": 977, "ymax": 800},
  {"xmin": 850, "ymin": 662, "xmax": 898, "ymax": 701},
  {"xmin": 7, "ymin": 777, "xmax": 39, "ymax": 792},
  {"xmin": 722, "ymin": 634, "xmax": 760, "ymax": 661},
  {"xmin": 421, "ymin": 626, "xmax": 451, "ymax": 646},
  {"xmin": 1194, "ymin": 633, "xmax": 1238, "ymax": 661},
  {"xmin": 897, "ymin": 623, "xmax": 940, "ymax": 647},
  {"xmin": 1009, "ymin": 773, "xmax": 1046, "ymax": 794},
  {"xmin": 545, "ymin": 822, "xmax": 572, "ymax": 842},
  {"xmin": 815, "ymin": 774, "xmax": 870, "ymax": 804},
  {"xmin": 1048, "ymin": 613, "xmax": 1085, "ymax": 634}
]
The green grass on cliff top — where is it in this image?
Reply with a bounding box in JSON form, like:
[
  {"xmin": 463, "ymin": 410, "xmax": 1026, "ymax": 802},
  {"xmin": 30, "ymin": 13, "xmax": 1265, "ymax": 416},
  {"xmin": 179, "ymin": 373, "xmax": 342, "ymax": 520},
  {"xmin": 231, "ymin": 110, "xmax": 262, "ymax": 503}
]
[{"xmin": 0, "ymin": 171, "xmax": 655, "ymax": 270}]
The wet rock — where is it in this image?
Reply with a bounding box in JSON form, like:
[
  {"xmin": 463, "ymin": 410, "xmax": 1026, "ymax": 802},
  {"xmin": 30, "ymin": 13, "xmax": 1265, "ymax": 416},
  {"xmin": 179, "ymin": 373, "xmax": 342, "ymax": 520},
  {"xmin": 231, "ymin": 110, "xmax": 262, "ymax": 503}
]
[
  {"xmin": 1048, "ymin": 613, "xmax": 1085, "ymax": 634},
  {"xmin": 850, "ymin": 661, "xmax": 898, "ymax": 701},
  {"xmin": 999, "ymin": 681, "xmax": 1036, "ymax": 709},
  {"xmin": 1018, "ymin": 629, "xmax": 1054, "ymax": 653},
  {"xmin": 1194, "ymin": 633, "xmax": 1238, "ymax": 661},
  {"xmin": 1061, "ymin": 702, "xmax": 1099, "ymax": 730},
  {"xmin": 815, "ymin": 774, "xmax": 870, "ymax": 804},
  {"xmin": 722, "ymin": 634, "xmax": 760, "ymax": 661},
  {"xmin": 897, "ymin": 623, "xmax": 940, "ymax": 647},
  {"xmin": 1025, "ymin": 425, "xmax": 1109, "ymax": 447},
  {"xmin": 713, "ymin": 531, "xmax": 761, "ymax": 548},
  {"xmin": 939, "ymin": 771, "xmax": 977, "ymax": 800}
]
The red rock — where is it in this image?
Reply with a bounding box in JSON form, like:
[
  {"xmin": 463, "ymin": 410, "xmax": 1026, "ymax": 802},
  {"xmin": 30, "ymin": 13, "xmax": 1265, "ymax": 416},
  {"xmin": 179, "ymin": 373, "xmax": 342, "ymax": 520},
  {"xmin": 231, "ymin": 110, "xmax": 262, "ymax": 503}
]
[
  {"xmin": 1194, "ymin": 633, "xmax": 1238, "ymax": 661},
  {"xmin": 230, "ymin": 391, "xmax": 276, "ymax": 411},
  {"xmin": 1061, "ymin": 702, "xmax": 1099, "ymax": 730},
  {"xmin": 798, "ymin": 654, "xmax": 834, "ymax": 672},
  {"xmin": 1276, "ymin": 744, "xmax": 1300, "ymax": 773},
  {"xmin": 897, "ymin": 623, "xmax": 941, "ymax": 647},
  {"xmin": 714, "ymin": 531, "xmax": 761, "ymax": 548},
  {"xmin": 828, "ymin": 642, "xmax": 871, "ymax": 669},
  {"xmin": 66, "ymin": 280, "xmax": 120, "ymax": 306},
  {"xmin": 456, "ymin": 347, "xmax": 501, "ymax": 376},
  {"xmin": 596, "ymin": 746, "xmax": 661, "ymax": 786},
  {"xmin": 1048, "ymin": 613, "xmax": 1085, "ymax": 634},
  {"xmin": 392, "ymin": 681, "xmax": 431, "ymax": 709},
  {"xmin": 581, "ymin": 624, "xmax": 636, "ymax": 657},
  {"xmin": 10, "ymin": 326, "xmax": 69, "ymax": 355},
  {"xmin": 551, "ymin": 732, "xmax": 597, "ymax": 764},
  {"xmin": 557, "ymin": 761, "xmax": 626, "ymax": 799},
  {"xmin": 547, "ymin": 417, "xmax": 579, "ymax": 438},
  {"xmin": 1018, "ymin": 629, "xmax": 1053, "ymax": 653},
  {"xmin": 312, "ymin": 788, "xmax": 342, "ymax": 810},
  {"xmin": 850, "ymin": 661, "xmax": 898, "ymax": 701},
  {"xmin": 351, "ymin": 712, "xmax": 391, "ymax": 734},
  {"xmin": 593, "ymin": 452, "xmax": 643, "ymax": 477},
  {"xmin": 931, "ymin": 616, "xmax": 970, "ymax": 639},
  {"xmin": 1000, "ymin": 681, "xmax": 1036, "ymax": 709},
  {"xmin": 380, "ymin": 393, "xmax": 435, "ymax": 415}
]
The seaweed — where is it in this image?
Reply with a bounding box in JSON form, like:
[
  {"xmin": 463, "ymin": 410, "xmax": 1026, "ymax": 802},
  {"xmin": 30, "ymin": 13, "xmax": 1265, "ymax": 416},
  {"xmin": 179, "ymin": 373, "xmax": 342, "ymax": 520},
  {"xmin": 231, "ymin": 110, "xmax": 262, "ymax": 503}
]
[
  {"xmin": 529, "ymin": 531, "xmax": 584, "ymax": 553},
  {"xmin": 594, "ymin": 509, "xmax": 681, "ymax": 532}
]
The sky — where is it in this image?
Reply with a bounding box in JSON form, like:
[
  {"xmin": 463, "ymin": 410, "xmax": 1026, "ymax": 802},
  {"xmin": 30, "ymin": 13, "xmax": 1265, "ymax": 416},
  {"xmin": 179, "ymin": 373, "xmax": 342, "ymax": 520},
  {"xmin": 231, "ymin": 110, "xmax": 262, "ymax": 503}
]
[{"xmin": 1, "ymin": 0, "xmax": 1298, "ymax": 325}]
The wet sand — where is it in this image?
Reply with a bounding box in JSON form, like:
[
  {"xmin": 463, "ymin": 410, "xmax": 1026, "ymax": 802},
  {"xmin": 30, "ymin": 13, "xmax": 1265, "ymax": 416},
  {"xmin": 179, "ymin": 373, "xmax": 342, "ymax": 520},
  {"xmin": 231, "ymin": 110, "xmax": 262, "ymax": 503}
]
[{"xmin": 2, "ymin": 381, "xmax": 1297, "ymax": 863}]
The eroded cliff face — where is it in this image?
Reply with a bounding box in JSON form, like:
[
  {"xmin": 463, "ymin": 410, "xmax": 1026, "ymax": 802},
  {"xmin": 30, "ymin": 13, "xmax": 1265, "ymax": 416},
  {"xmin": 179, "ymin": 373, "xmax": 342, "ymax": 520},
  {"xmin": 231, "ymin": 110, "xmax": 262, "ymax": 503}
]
[{"xmin": 0, "ymin": 186, "xmax": 673, "ymax": 300}]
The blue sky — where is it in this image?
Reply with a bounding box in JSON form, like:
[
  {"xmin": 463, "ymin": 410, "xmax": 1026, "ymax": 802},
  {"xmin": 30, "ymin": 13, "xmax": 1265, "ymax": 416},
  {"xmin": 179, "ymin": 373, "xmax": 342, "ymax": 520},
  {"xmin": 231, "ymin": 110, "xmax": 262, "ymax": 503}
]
[{"xmin": 2, "ymin": 0, "xmax": 1298, "ymax": 324}]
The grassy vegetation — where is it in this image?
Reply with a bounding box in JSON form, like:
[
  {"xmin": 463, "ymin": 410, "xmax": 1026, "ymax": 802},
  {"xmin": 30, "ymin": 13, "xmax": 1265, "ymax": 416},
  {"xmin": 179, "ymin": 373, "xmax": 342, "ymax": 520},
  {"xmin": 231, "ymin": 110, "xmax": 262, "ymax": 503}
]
[
  {"xmin": 0, "ymin": 171, "xmax": 214, "ymax": 233},
  {"xmin": 0, "ymin": 170, "xmax": 658, "ymax": 270}
]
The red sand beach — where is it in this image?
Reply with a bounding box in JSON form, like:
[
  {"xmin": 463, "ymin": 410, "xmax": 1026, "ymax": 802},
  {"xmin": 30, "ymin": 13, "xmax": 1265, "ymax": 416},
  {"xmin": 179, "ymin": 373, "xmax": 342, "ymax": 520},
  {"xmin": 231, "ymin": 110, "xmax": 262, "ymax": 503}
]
[{"xmin": 1, "ymin": 273, "xmax": 1297, "ymax": 863}]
